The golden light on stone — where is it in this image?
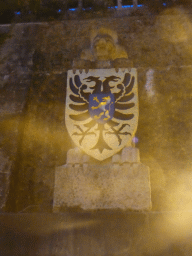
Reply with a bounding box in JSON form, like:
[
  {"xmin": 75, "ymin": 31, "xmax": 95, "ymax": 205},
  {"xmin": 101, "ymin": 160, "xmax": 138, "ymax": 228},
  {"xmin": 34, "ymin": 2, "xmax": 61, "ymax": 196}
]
[
  {"xmin": 24, "ymin": 119, "xmax": 66, "ymax": 148},
  {"xmin": 156, "ymin": 8, "xmax": 192, "ymax": 43},
  {"xmin": 53, "ymin": 27, "xmax": 152, "ymax": 211}
]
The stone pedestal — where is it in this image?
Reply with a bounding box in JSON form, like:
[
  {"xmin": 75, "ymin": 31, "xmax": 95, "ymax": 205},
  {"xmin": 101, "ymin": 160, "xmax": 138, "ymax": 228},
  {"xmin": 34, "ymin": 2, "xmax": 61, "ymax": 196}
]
[{"xmin": 53, "ymin": 147, "xmax": 152, "ymax": 211}]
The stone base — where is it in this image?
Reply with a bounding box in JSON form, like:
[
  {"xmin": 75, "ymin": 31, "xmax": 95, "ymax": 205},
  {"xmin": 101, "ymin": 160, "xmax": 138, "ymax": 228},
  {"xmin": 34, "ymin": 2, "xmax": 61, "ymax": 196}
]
[{"xmin": 53, "ymin": 147, "xmax": 152, "ymax": 211}]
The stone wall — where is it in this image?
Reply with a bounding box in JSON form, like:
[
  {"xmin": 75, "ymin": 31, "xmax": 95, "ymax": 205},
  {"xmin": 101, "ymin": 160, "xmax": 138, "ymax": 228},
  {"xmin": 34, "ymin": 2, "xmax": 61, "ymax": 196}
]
[
  {"xmin": 0, "ymin": 211, "xmax": 192, "ymax": 256},
  {"xmin": 0, "ymin": 7, "xmax": 192, "ymax": 212}
]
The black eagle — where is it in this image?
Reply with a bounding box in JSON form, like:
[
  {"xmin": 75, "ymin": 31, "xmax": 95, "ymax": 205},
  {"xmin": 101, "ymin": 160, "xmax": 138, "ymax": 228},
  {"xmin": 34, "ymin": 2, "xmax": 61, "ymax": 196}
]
[{"xmin": 68, "ymin": 73, "xmax": 135, "ymax": 153}]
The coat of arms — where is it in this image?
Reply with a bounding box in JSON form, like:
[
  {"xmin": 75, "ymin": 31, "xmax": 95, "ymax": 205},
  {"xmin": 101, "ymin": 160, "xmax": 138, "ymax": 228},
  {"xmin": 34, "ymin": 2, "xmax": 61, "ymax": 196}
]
[{"xmin": 65, "ymin": 68, "xmax": 138, "ymax": 161}]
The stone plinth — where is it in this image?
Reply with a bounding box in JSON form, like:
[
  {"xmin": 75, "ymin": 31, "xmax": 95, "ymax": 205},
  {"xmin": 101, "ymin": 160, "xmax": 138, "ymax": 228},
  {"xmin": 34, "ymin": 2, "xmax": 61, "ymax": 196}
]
[{"xmin": 53, "ymin": 147, "xmax": 152, "ymax": 211}]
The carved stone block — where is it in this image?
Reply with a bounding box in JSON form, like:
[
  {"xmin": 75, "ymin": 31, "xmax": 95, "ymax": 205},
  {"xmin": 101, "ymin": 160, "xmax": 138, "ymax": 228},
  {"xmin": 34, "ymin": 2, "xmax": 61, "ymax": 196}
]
[
  {"xmin": 121, "ymin": 146, "xmax": 140, "ymax": 163},
  {"xmin": 112, "ymin": 146, "xmax": 140, "ymax": 164},
  {"xmin": 53, "ymin": 156, "xmax": 151, "ymax": 211},
  {"xmin": 66, "ymin": 147, "xmax": 83, "ymax": 164}
]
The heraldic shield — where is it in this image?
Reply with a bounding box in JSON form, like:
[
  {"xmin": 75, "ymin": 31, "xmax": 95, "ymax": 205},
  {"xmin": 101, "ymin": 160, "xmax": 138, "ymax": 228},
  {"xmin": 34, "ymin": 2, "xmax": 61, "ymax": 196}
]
[{"xmin": 65, "ymin": 68, "xmax": 138, "ymax": 161}]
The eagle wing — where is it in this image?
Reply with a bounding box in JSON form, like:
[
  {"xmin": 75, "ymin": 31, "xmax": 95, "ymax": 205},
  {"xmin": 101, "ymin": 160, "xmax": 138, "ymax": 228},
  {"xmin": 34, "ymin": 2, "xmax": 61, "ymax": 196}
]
[
  {"xmin": 113, "ymin": 73, "xmax": 135, "ymax": 122},
  {"xmin": 69, "ymin": 75, "xmax": 90, "ymax": 121}
]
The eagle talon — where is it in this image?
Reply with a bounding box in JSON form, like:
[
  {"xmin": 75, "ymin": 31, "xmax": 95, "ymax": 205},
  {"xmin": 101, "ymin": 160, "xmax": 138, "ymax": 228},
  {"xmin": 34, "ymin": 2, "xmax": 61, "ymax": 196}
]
[
  {"xmin": 105, "ymin": 124, "xmax": 131, "ymax": 146},
  {"xmin": 73, "ymin": 124, "xmax": 96, "ymax": 145}
]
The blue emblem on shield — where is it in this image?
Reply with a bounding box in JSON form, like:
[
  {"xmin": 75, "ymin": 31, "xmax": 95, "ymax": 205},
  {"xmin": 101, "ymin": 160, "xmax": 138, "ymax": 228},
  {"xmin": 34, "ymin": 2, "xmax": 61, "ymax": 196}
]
[{"xmin": 89, "ymin": 93, "xmax": 115, "ymax": 124}]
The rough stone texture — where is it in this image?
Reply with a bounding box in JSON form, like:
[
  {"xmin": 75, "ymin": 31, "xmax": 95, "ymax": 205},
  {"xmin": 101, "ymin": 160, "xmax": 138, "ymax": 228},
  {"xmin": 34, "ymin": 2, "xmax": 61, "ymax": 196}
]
[
  {"xmin": 54, "ymin": 147, "xmax": 147, "ymax": 211},
  {"xmin": 0, "ymin": 152, "xmax": 12, "ymax": 210},
  {"xmin": 121, "ymin": 146, "xmax": 140, "ymax": 163},
  {"xmin": 0, "ymin": 25, "xmax": 38, "ymax": 211},
  {"xmin": 53, "ymin": 152, "xmax": 151, "ymax": 211},
  {"xmin": 0, "ymin": 9, "xmax": 191, "ymax": 212},
  {"xmin": 0, "ymin": 172, "xmax": 10, "ymax": 207},
  {"xmin": 54, "ymin": 147, "xmax": 149, "ymax": 211},
  {"xmin": 0, "ymin": 8, "xmax": 191, "ymax": 256}
]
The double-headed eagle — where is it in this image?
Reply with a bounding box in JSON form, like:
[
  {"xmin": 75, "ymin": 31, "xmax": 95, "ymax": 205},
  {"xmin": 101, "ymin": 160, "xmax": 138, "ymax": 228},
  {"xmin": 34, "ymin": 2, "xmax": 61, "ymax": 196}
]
[{"xmin": 68, "ymin": 73, "xmax": 135, "ymax": 153}]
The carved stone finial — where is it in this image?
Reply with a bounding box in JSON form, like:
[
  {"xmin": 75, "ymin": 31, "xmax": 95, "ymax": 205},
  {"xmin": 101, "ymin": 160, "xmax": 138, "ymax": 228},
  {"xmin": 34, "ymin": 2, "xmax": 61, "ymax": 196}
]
[
  {"xmin": 81, "ymin": 27, "xmax": 128, "ymax": 62},
  {"xmin": 73, "ymin": 27, "xmax": 132, "ymax": 70}
]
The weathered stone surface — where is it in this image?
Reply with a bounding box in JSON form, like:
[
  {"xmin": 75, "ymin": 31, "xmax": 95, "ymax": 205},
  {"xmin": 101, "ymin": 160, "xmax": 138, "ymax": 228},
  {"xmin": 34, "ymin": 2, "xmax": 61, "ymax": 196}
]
[
  {"xmin": 66, "ymin": 148, "xmax": 84, "ymax": 164},
  {"xmin": 0, "ymin": 9, "xmax": 191, "ymax": 256},
  {"xmin": 0, "ymin": 151, "xmax": 12, "ymax": 211},
  {"xmin": 112, "ymin": 153, "xmax": 121, "ymax": 163},
  {"xmin": 112, "ymin": 146, "xmax": 140, "ymax": 164},
  {"xmin": 0, "ymin": 172, "xmax": 10, "ymax": 210},
  {"xmin": 122, "ymin": 146, "xmax": 140, "ymax": 163},
  {"xmin": 0, "ymin": 10, "xmax": 191, "ymax": 212},
  {"xmin": 53, "ymin": 160, "xmax": 151, "ymax": 211}
]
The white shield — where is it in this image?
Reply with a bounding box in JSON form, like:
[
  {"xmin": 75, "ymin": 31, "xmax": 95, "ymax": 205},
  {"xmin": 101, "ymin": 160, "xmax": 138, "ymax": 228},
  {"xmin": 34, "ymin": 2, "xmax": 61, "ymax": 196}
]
[{"xmin": 65, "ymin": 68, "xmax": 138, "ymax": 161}]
